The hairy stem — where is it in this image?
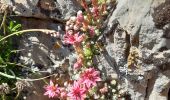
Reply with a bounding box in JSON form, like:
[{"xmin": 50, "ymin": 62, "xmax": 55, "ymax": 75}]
[
  {"xmin": 0, "ymin": 71, "xmax": 56, "ymax": 82},
  {"xmin": 0, "ymin": 29, "xmax": 56, "ymax": 42},
  {"xmin": 0, "ymin": 10, "xmax": 7, "ymax": 32}
]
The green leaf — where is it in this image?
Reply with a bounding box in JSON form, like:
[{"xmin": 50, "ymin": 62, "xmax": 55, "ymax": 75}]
[
  {"xmin": 0, "ymin": 35, "xmax": 3, "ymax": 39},
  {"xmin": 11, "ymin": 24, "xmax": 21, "ymax": 32},
  {"xmin": 8, "ymin": 21, "xmax": 22, "ymax": 34},
  {"xmin": 9, "ymin": 21, "xmax": 14, "ymax": 30},
  {"xmin": 0, "ymin": 65, "xmax": 7, "ymax": 67},
  {"xmin": 0, "ymin": 56, "xmax": 4, "ymax": 64}
]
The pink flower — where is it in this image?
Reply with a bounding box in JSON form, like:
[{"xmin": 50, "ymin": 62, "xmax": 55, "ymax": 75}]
[
  {"xmin": 68, "ymin": 81, "xmax": 86, "ymax": 100},
  {"xmin": 74, "ymin": 58, "xmax": 83, "ymax": 69},
  {"xmin": 81, "ymin": 0, "xmax": 88, "ymax": 9},
  {"xmin": 67, "ymin": 30, "xmax": 74, "ymax": 35},
  {"xmin": 77, "ymin": 11, "xmax": 84, "ymax": 22},
  {"xmin": 99, "ymin": 86, "xmax": 108, "ymax": 94},
  {"xmin": 60, "ymin": 88, "xmax": 67, "ymax": 99},
  {"xmin": 91, "ymin": 7, "xmax": 99, "ymax": 17},
  {"xmin": 80, "ymin": 68, "xmax": 101, "ymax": 88},
  {"xmin": 64, "ymin": 33, "xmax": 84, "ymax": 45},
  {"xmin": 89, "ymin": 27, "xmax": 95, "ymax": 37},
  {"xmin": 44, "ymin": 80, "xmax": 60, "ymax": 98},
  {"xmin": 64, "ymin": 34, "xmax": 75, "ymax": 44}
]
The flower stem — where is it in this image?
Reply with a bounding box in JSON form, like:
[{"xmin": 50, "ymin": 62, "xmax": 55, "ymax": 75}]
[
  {"xmin": 2, "ymin": 95, "xmax": 5, "ymax": 100},
  {"xmin": 0, "ymin": 10, "xmax": 7, "ymax": 34},
  {"xmin": 0, "ymin": 71, "xmax": 56, "ymax": 81},
  {"xmin": 0, "ymin": 29, "xmax": 56, "ymax": 42}
]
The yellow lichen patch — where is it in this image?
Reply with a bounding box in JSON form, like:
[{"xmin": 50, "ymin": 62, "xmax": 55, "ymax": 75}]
[
  {"xmin": 53, "ymin": 41, "xmax": 62, "ymax": 49},
  {"xmin": 127, "ymin": 47, "xmax": 140, "ymax": 68}
]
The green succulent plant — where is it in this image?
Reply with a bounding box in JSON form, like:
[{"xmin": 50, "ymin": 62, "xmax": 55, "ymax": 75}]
[{"xmin": 84, "ymin": 48, "xmax": 93, "ymax": 58}]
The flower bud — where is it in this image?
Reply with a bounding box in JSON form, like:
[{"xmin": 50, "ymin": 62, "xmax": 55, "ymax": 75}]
[
  {"xmin": 87, "ymin": 61, "xmax": 92, "ymax": 66},
  {"xmin": 70, "ymin": 16, "xmax": 77, "ymax": 22},
  {"xmin": 67, "ymin": 30, "xmax": 74, "ymax": 35},
  {"xmin": 77, "ymin": 10, "xmax": 84, "ymax": 22},
  {"xmin": 66, "ymin": 21, "xmax": 71, "ymax": 25},
  {"xmin": 65, "ymin": 26, "xmax": 69, "ymax": 31},
  {"xmin": 69, "ymin": 23, "xmax": 74, "ymax": 29},
  {"xmin": 111, "ymin": 80, "xmax": 117, "ymax": 86},
  {"xmin": 99, "ymin": 86, "xmax": 108, "ymax": 94},
  {"xmin": 73, "ymin": 58, "xmax": 83, "ymax": 69},
  {"xmin": 60, "ymin": 88, "xmax": 67, "ymax": 99},
  {"xmin": 84, "ymin": 15, "xmax": 88, "ymax": 20},
  {"xmin": 64, "ymin": 82, "xmax": 68, "ymax": 87},
  {"xmin": 77, "ymin": 10, "xmax": 83, "ymax": 15},
  {"xmin": 112, "ymin": 89, "xmax": 116, "ymax": 93},
  {"xmin": 84, "ymin": 48, "xmax": 93, "ymax": 57},
  {"xmin": 103, "ymin": 11, "xmax": 108, "ymax": 15},
  {"xmin": 100, "ymin": 95, "xmax": 105, "ymax": 100},
  {"xmin": 73, "ymin": 25, "xmax": 80, "ymax": 31},
  {"xmin": 95, "ymin": 29, "xmax": 100, "ymax": 36},
  {"xmin": 89, "ymin": 27, "xmax": 95, "ymax": 37}
]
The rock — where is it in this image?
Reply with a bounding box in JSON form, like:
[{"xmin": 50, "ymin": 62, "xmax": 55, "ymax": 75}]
[
  {"xmin": 104, "ymin": 0, "xmax": 170, "ymax": 99},
  {"xmin": 16, "ymin": 0, "xmax": 170, "ymax": 99},
  {"xmin": 0, "ymin": 0, "xmax": 81, "ymax": 20},
  {"xmin": 148, "ymin": 72, "xmax": 170, "ymax": 100},
  {"xmin": 1, "ymin": 0, "xmax": 170, "ymax": 99},
  {"xmin": 17, "ymin": 19, "xmax": 72, "ymax": 99}
]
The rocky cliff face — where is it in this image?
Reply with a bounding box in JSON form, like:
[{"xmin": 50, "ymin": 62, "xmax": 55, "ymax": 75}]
[
  {"xmin": 1, "ymin": 0, "xmax": 170, "ymax": 100},
  {"xmin": 105, "ymin": 0, "xmax": 170, "ymax": 99}
]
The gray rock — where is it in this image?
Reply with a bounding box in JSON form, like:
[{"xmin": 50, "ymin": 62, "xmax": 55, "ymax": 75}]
[
  {"xmin": 104, "ymin": 0, "xmax": 170, "ymax": 99},
  {"xmin": 0, "ymin": 0, "xmax": 81, "ymax": 20},
  {"xmin": 1, "ymin": 0, "xmax": 170, "ymax": 99}
]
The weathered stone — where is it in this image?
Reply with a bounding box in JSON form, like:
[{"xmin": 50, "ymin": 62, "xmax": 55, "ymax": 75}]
[
  {"xmin": 104, "ymin": 0, "xmax": 170, "ymax": 99},
  {"xmin": 1, "ymin": 0, "xmax": 170, "ymax": 99},
  {"xmin": 0, "ymin": 0, "xmax": 81, "ymax": 20}
]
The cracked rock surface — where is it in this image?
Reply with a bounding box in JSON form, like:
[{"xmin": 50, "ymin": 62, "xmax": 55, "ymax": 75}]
[
  {"xmin": 1, "ymin": 0, "xmax": 170, "ymax": 100},
  {"xmin": 105, "ymin": 0, "xmax": 170, "ymax": 99}
]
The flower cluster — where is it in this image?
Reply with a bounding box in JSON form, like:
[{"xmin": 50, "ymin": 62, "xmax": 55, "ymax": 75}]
[
  {"xmin": 43, "ymin": 0, "xmax": 115, "ymax": 100},
  {"xmin": 44, "ymin": 81, "xmax": 68, "ymax": 99},
  {"xmin": 44, "ymin": 80, "xmax": 64, "ymax": 98},
  {"xmin": 79, "ymin": 68, "xmax": 101, "ymax": 89},
  {"xmin": 74, "ymin": 57, "xmax": 83, "ymax": 69},
  {"xmin": 68, "ymin": 68, "xmax": 101, "ymax": 100},
  {"xmin": 64, "ymin": 11, "xmax": 85, "ymax": 45},
  {"xmin": 44, "ymin": 68, "xmax": 101, "ymax": 99}
]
